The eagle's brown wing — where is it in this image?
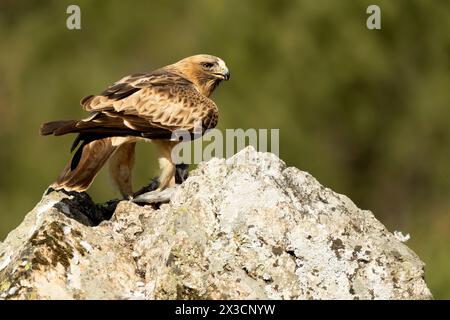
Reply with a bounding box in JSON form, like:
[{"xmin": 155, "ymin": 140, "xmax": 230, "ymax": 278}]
[{"xmin": 79, "ymin": 70, "xmax": 219, "ymax": 137}]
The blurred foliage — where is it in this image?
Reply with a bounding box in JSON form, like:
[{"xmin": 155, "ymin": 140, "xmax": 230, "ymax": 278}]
[{"xmin": 0, "ymin": 0, "xmax": 449, "ymax": 298}]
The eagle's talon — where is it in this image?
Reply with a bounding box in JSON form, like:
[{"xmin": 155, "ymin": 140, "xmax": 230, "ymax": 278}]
[{"xmin": 132, "ymin": 186, "xmax": 177, "ymax": 204}]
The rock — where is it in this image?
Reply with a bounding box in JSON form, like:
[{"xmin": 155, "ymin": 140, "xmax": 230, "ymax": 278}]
[{"xmin": 0, "ymin": 146, "xmax": 432, "ymax": 300}]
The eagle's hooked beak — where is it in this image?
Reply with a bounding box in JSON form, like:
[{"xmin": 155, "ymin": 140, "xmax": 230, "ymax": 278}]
[
  {"xmin": 213, "ymin": 63, "xmax": 230, "ymax": 81},
  {"xmin": 222, "ymin": 67, "xmax": 230, "ymax": 81}
]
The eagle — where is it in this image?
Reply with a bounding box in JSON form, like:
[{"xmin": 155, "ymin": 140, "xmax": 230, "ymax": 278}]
[{"xmin": 40, "ymin": 54, "xmax": 230, "ymax": 200}]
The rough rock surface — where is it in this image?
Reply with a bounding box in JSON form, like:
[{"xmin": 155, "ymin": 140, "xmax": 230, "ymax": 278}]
[{"xmin": 0, "ymin": 147, "xmax": 432, "ymax": 299}]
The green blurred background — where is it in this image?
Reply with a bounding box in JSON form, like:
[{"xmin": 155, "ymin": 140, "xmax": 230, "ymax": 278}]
[{"xmin": 0, "ymin": 0, "xmax": 449, "ymax": 298}]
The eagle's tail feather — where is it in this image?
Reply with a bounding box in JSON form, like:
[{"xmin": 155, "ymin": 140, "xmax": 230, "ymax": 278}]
[
  {"xmin": 51, "ymin": 137, "xmax": 118, "ymax": 192},
  {"xmin": 39, "ymin": 120, "xmax": 78, "ymax": 136}
]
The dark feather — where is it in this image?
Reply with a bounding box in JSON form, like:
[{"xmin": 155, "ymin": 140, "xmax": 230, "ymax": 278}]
[
  {"xmin": 40, "ymin": 120, "xmax": 77, "ymax": 136},
  {"xmin": 101, "ymin": 82, "xmax": 140, "ymax": 100}
]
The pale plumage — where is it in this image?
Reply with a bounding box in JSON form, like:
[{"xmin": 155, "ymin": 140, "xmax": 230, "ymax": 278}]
[{"xmin": 40, "ymin": 54, "xmax": 230, "ymax": 196}]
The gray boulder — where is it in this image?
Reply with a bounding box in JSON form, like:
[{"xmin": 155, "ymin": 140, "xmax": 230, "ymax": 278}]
[{"xmin": 0, "ymin": 146, "xmax": 432, "ymax": 299}]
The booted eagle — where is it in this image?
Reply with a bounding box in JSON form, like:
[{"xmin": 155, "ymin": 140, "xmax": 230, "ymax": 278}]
[{"xmin": 40, "ymin": 54, "xmax": 230, "ymax": 198}]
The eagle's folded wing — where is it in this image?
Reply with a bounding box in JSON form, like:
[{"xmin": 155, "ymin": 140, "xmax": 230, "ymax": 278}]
[{"xmin": 79, "ymin": 71, "xmax": 219, "ymax": 135}]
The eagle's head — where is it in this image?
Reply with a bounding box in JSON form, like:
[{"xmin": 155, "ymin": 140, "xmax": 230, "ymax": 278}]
[{"xmin": 168, "ymin": 54, "xmax": 230, "ymax": 97}]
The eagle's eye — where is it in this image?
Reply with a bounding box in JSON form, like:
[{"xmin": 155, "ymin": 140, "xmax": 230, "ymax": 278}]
[{"xmin": 201, "ymin": 62, "xmax": 214, "ymax": 69}]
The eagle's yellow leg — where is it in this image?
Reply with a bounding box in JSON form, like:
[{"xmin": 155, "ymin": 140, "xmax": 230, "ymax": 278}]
[{"xmin": 109, "ymin": 141, "xmax": 136, "ymax": 197}]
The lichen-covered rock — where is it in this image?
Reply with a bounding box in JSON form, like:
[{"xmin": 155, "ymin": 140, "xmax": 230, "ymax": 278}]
[{"xmin": 0, "ymin": 146, "xmax": 432, "ymax": 299}]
